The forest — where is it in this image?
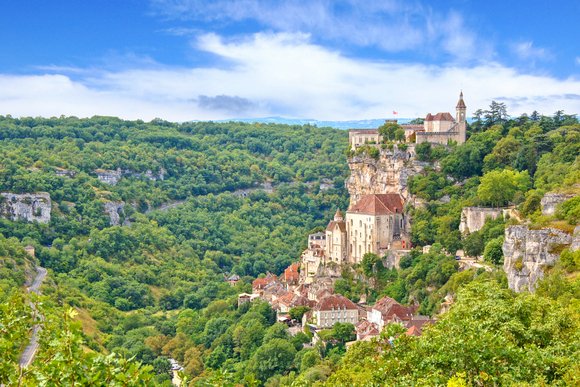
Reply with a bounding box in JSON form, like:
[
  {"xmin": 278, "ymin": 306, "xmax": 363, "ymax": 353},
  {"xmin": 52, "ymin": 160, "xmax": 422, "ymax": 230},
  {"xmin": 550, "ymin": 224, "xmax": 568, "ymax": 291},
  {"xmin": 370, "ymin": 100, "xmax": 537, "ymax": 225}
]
[{"xmin": 3, "ymin": 106, "xmax": 580, "ymax": 386}]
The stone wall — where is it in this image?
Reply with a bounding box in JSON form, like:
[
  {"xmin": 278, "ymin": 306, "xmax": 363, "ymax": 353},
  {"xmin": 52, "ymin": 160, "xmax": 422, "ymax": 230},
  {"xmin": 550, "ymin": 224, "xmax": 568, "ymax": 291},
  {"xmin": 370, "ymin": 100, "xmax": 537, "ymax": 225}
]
[
  {"xmin": 415, "ymin": 130, "xmax": 460, "ymax": 146},
  {"xmin": 459, "ymin": 207, "xmax": 505, "ymax": 234},
  {"xmin": 541, "ymin": 193, "xmax": 576, "ymax": 216},
  {"xmin": 502, "ymin": 225, "xmax": 580, "ymax": 292},
  {"xmin": 382, "ymin": 250, "xmax": 410, "ymax": 270},
  {"xmin": 0, "ymin": 193, "xmax": 52, "ymax": 223}
]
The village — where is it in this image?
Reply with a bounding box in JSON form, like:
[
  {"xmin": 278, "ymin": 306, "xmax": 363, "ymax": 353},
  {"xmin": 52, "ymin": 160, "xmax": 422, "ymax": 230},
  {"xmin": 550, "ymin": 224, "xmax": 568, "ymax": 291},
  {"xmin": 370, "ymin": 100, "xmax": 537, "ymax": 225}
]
[{"xmin": 232, "ymin": 93, "xmax": 469, "ymax": 345}]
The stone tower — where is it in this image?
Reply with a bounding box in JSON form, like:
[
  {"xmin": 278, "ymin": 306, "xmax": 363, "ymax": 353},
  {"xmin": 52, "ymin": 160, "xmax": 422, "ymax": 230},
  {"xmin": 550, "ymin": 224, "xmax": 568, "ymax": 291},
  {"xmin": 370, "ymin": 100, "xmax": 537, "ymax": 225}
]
[
  {"xmin": 334, "ymin": 208, "xmax": 343, "ymax": 222},
  {"xmin": 456, "ymin": 91, "xmax": 467, "ymax": 145}
]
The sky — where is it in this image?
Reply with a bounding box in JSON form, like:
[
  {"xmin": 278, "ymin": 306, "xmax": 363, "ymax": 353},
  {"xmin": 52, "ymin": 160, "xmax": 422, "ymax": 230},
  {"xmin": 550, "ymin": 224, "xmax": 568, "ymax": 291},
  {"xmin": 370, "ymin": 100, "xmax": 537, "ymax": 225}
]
[{"xmin": 0, "ymin": 0, "xmax": 579, "ymax": 122}]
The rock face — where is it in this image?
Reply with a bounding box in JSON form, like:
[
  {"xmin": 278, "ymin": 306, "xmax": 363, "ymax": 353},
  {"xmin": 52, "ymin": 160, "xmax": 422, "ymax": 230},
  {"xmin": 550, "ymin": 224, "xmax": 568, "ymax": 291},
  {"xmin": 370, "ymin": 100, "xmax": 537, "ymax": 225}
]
[
  {"xmin": 93, "ymin": 169, "xmax": 123, "ymax": 186},
  {"xmin": 503, "ymin": 225, "xmax": 577, "ymax": 292},
  {"xmin": 541, "ymin": 193, "xmax": 576, "ymax": 216},
  {"xmin": 0, "ymin": 193, "xmax": 52, "ymax": 223},
  {"xmin": 345, "ymin": 146, "xmax": 426, "ymax": 207},
  {"xmin": 103, "ymin": 202, "xmax": 125, "ymax": 226},
  {"xmin": 459, "ymin": 207, "xmax": 505, "ymax": 234}
]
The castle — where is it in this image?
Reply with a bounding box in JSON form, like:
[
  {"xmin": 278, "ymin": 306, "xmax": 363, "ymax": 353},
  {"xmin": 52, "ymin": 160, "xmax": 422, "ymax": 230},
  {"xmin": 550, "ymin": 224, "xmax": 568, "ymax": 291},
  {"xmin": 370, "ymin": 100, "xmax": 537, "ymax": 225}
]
[{"xmin": 349, "ymin": 92, "xmax": 467, "ymax": 147}]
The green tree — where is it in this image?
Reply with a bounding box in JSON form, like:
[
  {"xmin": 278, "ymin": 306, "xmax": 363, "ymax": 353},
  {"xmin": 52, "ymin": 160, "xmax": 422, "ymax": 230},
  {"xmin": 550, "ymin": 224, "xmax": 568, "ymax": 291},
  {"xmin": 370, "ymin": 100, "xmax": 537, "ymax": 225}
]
[
  {"xmin": 249, "ymin": 338, "xmax": 297, "ymax": 382},
  {"xmin": 378, "ymin": 122, "xmax": 402, "ymax": 142},
  {"xmin": 483, "ymin": 236, "xmax": 504, "ymax": 265},
  {"xmin": 289, "ymin": 306, "xmax": 311, "ymax": 321},
  {"xmin": 478, "ymin": 170, "xmax": 530, "ymax": 207}
]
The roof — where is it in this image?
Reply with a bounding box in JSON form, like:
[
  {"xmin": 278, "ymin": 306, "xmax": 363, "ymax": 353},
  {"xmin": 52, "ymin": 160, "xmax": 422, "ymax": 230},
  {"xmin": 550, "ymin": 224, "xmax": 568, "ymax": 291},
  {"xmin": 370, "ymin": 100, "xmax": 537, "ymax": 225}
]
[
  {"xmin": 314, "ymin": 294, "xmax": 358, "ymax": 311},
  {"xmin": 25, "ymin": 245, "xmax": 35, "ymax": 249},
  {"xmin": 372, "ymin": 296, "xmax": 399, "ymax": 314},
  {"xmin": 349, "ymin": 129, "xmax": 379, "ymax": 134},
  {"xmin": 253, "ymin": 278, "xmax": 270, "ymax": 289},
  {"xmin": 401, "ymin": 125, "xmax": 424, "ymax": 130},
  {"xmin": 347, "ymin": 194, "xmax": 404, "ymax": 215},
  {"xmin": 406, "ymin": 325, "xmax": 423, "ymax": 337},
  {"xmin": 309, "ymin": 232, "xmax": 326, "ymax": 239},
  {"xmin": 326, "ymin": 220, "xmax": 346, "ymax": 232},
  {"xmin": 335, "ymin": 208, "xmax": 343, "ymax": 218},
  {"xmin": 456, "ymin": 92, "xmax": 466, "ymax": 109},
  {"xmin": 284, "ymin": 265, "xmax": 300, "ymax": 282},
  {"xmin": 228, "ymin": 274, "xmax": 240, "ymax": 281},
  {"xmin": 406, "ymin": 317, "xmax": 437, "ymax": 331},
  {"xmin": 384, "ymin": 304, "xmax": 419, "ymax": 322},
  {"xmin": 425, "ymin": 112, "xmax": 455, "ymax": 122}
]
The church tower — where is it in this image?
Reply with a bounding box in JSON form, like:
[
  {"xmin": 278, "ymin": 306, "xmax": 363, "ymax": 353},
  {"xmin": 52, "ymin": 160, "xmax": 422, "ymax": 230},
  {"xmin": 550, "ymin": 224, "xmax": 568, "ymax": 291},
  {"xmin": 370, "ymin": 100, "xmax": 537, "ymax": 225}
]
[
  {"xmin": 456, "ymin": 91, "xmax": 467, "ymax": 145},
  {"xmin": 334, "ymin": 208, "xmax": 343, "ymax": 222}
]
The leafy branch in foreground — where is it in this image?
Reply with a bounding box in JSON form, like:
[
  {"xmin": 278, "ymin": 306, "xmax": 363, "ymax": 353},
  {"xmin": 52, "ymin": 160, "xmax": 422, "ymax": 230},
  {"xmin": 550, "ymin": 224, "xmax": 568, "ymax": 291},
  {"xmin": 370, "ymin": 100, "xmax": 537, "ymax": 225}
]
[{"xmin": 0, "ymin": 294, "xmax": 178, "ymax": 387}]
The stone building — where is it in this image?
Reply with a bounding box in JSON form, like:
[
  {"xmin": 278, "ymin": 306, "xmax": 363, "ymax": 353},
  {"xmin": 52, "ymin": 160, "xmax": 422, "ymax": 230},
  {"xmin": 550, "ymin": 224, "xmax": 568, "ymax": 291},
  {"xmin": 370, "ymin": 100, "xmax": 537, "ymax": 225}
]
[
  {"xmin": 348, "ymin": 92, "xmax": 467, "ymax": 149},
  {"xmin": 345, "ymin": 194, "xmax": 410, "ymax": 263},
  {"xmin": 325, "ymin": 208, "xmax": 347, "ymax": 264},
  {"xmin": 416, "ymin": 92, "xmax": 467, "ymax": 145},
  {"xmin": 308, "ymin": 294, "xmax": 359, "ymax": 327}
]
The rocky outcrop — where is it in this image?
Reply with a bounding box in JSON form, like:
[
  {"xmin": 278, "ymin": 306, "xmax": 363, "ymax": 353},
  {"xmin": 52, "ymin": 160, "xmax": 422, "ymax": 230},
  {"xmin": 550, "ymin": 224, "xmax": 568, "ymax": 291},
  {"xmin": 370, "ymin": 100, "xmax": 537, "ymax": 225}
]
[
  {"xmin": 103, "ymin": 202, "xmax": 125, "ymax": 226},
  {"xmin": 541, "ymin": 193, "xmax": 576, "ymax": 216},
  {"xmin": 345, "ymin": 146, "xmax": 426, "ymax": 207},
  {"xmin": 93, "ymin": 169, "xmax": 123, "ymax": 186},
  {"xmin": 383, "ymin": 250, "xmax": 409, "ymax": 270},
  {"xmin": 502, "ymin": 225, "xmax": 578, "ymax": 292},
  {"xmin": 0, "ymin": 193, "xmax": 52, "ymax": 223}
]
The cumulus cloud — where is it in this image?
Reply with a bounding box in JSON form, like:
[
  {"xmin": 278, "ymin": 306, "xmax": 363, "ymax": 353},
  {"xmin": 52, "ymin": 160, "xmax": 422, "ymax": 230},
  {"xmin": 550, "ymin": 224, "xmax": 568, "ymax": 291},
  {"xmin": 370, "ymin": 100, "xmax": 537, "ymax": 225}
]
[{"xmin": 1, "ymin": 32, "xmax": 580, "ymax": 121}]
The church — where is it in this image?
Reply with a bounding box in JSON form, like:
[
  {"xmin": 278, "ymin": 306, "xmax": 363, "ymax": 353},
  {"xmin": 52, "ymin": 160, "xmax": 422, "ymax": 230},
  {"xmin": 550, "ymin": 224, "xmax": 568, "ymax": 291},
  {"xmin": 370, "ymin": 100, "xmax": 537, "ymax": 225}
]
[{"xmin": 325, "ymin": 193, "xmax": 410, "ymax": 265}]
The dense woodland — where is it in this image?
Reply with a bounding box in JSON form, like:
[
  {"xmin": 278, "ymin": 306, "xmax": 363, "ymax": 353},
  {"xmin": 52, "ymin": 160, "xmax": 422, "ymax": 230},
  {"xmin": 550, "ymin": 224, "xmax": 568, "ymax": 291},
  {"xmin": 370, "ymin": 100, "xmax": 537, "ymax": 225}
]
[{"xmin": 3, "ymin": 106, "xmax": 580, "ymax": 386}]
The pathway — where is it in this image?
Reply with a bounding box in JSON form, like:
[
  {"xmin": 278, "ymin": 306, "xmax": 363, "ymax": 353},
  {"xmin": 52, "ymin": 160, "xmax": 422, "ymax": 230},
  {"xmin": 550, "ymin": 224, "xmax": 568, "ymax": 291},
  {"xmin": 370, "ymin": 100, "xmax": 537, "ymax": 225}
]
[{"xmin": 18, "ymin": 266, "xmax": 47, "ymax": 368}]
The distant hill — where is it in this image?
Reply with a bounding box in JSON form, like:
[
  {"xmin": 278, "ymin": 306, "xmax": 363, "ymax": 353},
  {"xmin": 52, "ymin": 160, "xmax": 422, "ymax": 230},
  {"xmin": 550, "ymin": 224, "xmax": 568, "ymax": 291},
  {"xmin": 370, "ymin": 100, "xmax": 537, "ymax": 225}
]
[{"xmin": 203, "ymin": 116, "xmax": 416, "ymax": 129}]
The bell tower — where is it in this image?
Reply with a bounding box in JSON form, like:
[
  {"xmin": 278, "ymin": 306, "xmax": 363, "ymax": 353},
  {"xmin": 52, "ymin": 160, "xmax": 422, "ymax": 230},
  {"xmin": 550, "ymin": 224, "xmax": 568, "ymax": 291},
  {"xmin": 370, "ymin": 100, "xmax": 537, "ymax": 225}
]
[{"xmin": 456, "ymin": 91, "xmax": 467, "ymax": 145}]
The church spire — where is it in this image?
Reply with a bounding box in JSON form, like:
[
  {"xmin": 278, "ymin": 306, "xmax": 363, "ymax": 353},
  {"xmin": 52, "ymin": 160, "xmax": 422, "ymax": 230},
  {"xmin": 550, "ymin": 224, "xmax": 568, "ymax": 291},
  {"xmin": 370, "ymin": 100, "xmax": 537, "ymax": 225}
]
[
  {"xmin": 334, "ymin": 208, "xmax": 343, "ymax": 221},
  {"xmin": 456, "ymin": 91, "xmax": 466, "ymax": 108}
]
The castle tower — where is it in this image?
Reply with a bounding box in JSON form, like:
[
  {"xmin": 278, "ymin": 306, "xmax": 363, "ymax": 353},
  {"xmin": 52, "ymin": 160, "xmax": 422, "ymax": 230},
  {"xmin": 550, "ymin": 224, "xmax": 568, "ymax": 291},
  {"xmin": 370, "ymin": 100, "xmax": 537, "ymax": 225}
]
[
  {"xmin": 334, "ymin": 208, "xmax": 343, "ymax": 222},
  {"xmin": 456, "ymin": 91, "xmax": 467, "ymax": 145}
]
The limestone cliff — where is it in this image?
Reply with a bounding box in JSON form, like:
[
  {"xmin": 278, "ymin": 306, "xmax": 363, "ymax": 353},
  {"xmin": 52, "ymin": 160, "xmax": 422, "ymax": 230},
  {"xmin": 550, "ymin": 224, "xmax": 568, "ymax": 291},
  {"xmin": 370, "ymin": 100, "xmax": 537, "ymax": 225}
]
[
  {"xmin": 93, "ymin": 169, "xmax": 123, "ymax": 186},
  {"xmin": 502, "ymin": 225, "xmax": 580, "ymax": 292},
  {"xmin": 345, "ymin": 146, "xmax": 427, "ymax": 207},
  {"xmin": 0, "ymin": 193, "xmax": 52, "ymax": 223},
  {"xmin": 103, "ymin": 202, "xmax": 125, "ymax": 226},
  {"xmin": 541, "ymin": 193, "xmax": 576, "ymax": 216}
]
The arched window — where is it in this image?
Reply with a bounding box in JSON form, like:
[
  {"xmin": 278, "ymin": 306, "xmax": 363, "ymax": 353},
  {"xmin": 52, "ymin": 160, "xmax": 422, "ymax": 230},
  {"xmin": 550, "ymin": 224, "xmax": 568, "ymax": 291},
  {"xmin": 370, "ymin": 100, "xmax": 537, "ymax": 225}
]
[{"xmin": 359, "ymin": 220, "xmax": 362, "ymax": 227}]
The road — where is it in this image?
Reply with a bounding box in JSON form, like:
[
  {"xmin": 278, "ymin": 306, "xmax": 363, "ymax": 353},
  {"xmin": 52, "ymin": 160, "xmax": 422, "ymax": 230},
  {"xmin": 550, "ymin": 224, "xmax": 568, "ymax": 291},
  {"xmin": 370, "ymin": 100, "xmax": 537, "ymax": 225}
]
[{"xmin": 18, "ymin": 266, "xmax": 47, "ymax": 368}]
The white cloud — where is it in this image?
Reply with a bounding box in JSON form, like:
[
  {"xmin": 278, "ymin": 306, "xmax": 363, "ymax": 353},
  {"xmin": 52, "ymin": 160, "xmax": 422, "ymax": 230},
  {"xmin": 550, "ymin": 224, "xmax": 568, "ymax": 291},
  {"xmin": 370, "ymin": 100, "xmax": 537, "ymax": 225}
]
[
  {"xmin": 1, "ymin": 32, "xmax": 580, "ymax": 121},
  {"xmin": 150, "ymin": 0, "xmax": 488, "ymax": 61},
  {"xmin": 513, "ymin": 41, "xmax": 551, "ymax": 60},
  {"xmin": 576, "ymin": 57, "xmax": 580, "ymax": 66}
]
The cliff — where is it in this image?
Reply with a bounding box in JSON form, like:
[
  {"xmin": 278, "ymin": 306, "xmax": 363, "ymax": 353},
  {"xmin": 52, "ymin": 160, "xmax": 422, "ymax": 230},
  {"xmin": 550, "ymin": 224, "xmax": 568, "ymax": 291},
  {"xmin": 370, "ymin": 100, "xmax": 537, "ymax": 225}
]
[
  {"xmin": 93, "ymin": 169, "xmax": 123, "ymax": 186},
  {"xmin": 345, "ymin": 146, "xmax": 427, "ymax": 207},
  {"xmin": 541, "ymin": 193, "xmax": 576, "ymax": 216},
  {"xmin": 103, "ymin": 202, "xmax": 125, "ymax": 226},
  {"xmin": 0, "ymin": 193, "xmax": 52, "ymax": 223},
  {"xmin": 503, "ymin": 225, "xmax": 580, "ymax": 292}
]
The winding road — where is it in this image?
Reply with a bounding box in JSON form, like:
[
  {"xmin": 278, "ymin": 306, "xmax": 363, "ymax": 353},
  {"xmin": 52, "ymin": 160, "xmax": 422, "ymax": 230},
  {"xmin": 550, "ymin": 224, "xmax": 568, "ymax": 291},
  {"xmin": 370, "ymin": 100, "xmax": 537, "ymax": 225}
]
[{"xmin": 18, "ymin": 266, "xmax": 47, "ymax": 368}]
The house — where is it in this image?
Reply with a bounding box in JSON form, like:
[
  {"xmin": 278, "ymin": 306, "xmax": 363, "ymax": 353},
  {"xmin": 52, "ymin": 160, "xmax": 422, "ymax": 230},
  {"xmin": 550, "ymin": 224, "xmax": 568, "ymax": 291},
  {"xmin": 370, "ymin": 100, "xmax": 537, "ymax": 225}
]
[
  {"xmin": 283, "ymin": 264, "xmax": 300, "ymax": 291},
  {"xmin": 368, "ymin": 296, "xmax": 419, "ymax": 330},
  {"xmin": 227, "ymin": 274, "xmax": 240, "ymax": 286},
  {"xmin": 310, "ymin": 294, "xmax": 360, "ymax": 328},
  {"xmin": 405, "ymin": 315, "xmax": 437, "ymax": 337},
  {"xmin": 326, "ymin": 208, "xmax": 348, "ymax": 264},
  {"xmin": 252, "ymin": 272, "xmax": 277, "ymax": 295}
]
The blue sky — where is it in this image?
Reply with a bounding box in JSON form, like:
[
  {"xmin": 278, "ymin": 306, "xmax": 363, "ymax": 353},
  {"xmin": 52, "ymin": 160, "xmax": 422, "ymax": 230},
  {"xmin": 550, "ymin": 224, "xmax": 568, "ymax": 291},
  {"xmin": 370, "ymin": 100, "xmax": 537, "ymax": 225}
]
[{"xmin": 1, "ymin": 0, "xmax": 579, "ymax": 122}]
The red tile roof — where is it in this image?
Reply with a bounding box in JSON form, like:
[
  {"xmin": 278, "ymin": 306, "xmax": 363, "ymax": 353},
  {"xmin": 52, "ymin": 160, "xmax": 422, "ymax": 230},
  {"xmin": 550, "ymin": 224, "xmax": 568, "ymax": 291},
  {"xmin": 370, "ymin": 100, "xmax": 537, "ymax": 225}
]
[
  {"xmin": 425, "ymin": 112, "xmax": 454, "ymax": 122},
  {"xmin": 384, "ymin": 304, "xmax": 419, "ymax": 322},
  {"xmin": 347, "ymin": 194, "xmax": 404, "ymax": 215},
  {"xmin": 314, "ymin": 294, "xmax": 358, "ymax": 311},
  {"xmin": 284, "ymin": 265, "xmax": 300, "ymax": 283},
  {"xmin": 405, "ymin": 325, "xmax": 423, "ymax": 337}
]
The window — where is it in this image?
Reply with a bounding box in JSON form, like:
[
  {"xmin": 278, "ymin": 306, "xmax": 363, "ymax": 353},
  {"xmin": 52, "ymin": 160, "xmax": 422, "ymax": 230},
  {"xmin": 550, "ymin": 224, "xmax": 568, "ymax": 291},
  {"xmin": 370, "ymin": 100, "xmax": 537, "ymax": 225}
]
[{"xmin": 359, "ymin": 220, "xmax": 362, "ymax": 227}]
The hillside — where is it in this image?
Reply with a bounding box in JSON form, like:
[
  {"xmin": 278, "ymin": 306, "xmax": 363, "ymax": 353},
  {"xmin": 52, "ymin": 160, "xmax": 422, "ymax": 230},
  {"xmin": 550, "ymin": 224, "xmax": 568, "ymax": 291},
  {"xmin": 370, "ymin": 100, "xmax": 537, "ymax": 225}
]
[{"xmin": 3, "ymin": 108, "xmax": 580, "ymax": 386}]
